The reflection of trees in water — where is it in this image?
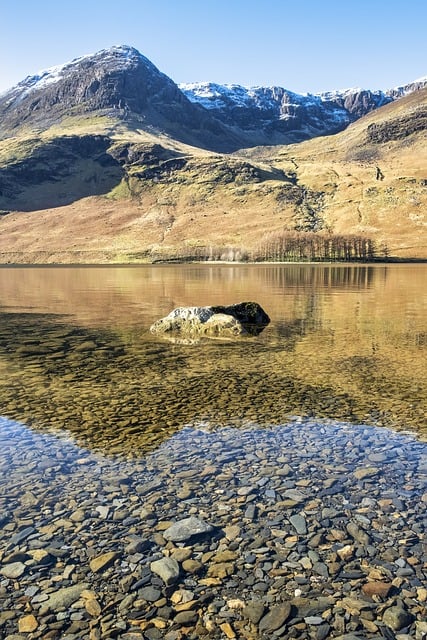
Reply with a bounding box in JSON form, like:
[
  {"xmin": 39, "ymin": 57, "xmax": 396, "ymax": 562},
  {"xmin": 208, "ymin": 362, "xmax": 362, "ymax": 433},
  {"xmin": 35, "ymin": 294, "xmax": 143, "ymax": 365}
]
[{"xmin": 255, "ymin": 264, "xmax": 379, "ymax": 291}]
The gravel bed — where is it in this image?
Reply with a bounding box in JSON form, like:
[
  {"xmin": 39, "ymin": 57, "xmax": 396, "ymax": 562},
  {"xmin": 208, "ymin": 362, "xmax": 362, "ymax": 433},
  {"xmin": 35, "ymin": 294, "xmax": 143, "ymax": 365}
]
[{"xmin": 0, "ymin": 416, "xmax": 426, "ymax": 639}]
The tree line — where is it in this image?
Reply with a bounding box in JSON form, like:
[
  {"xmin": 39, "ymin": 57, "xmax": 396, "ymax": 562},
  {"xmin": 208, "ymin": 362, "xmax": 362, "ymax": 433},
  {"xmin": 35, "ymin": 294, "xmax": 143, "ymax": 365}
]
[
  {"xmin": 254, "ymin": 231, "xmax": 376, "ymax": 262},
  {"xmin": 171, "ymin": 231, "xmax": 382, "ymax": 263}
]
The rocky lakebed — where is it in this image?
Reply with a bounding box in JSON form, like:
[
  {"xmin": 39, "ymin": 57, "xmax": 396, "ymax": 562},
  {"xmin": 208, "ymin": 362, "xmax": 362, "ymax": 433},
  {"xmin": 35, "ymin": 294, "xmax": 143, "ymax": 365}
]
[{"xmin": 0, "ymin": 415, "xmax": 426, "ymax": 640}]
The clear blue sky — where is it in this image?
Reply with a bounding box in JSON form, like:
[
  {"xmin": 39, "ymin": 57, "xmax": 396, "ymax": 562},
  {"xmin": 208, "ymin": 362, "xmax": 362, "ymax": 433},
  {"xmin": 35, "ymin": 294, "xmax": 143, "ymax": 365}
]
[{"xmin": 1, "ymin": 0, "xmax": 426, "ymax": 94}]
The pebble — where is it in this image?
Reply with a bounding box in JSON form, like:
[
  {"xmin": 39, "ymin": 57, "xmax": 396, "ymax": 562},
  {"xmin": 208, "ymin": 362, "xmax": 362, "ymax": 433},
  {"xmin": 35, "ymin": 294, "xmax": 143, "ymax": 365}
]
[
  {"xmin": 382, "ymin": 605, "xmax": 414, "ymax": 631},
  {"xmin": 0, "ymin": 562, "xmax": 26, "ymax": 579},
  {"xmin": 362, "ymin": 581, "xmax": 393, "ymax": 598},
  {"xmin": 89, "ymin": 551, "xmax": 120, "ymax": 573},
  {"xmin": 242, "ymin": 601, "xmax": 266, "ymax": 624},
  {"xmin": 162, "ymin": 516, "xmax": 213, "ymax": 542},
  {"xmin": 40, "ymin": 583, "xmax": 90, "ymax": 613},
  {"xmin": 139, "ymin": 586, "xmax": 161, "ymax": 602},
  {"xmin": 0, "ymin": 416, "xmax": 426, "ymax": 640},
  {"xmin": 17, "ymin": 615, "xmax": 38, "ymax": 633},
  {"xmin": 150, "ymin": 557, "xmax": 180, "ymax": 585},
  {"xmin": 259, "ymin": 603, "xmax": 292, "ymax": 633},
  {"xmin": 290, "ymin": 513, "xmax": 307, "ymax": 534}
]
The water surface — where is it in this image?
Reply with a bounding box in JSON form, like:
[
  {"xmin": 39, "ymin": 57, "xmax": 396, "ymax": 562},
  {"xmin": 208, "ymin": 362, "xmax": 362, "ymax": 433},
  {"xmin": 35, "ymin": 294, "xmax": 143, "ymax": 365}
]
[{"xmin": 0, "ymin": 263, "xmax": 425, "ymax": 455}]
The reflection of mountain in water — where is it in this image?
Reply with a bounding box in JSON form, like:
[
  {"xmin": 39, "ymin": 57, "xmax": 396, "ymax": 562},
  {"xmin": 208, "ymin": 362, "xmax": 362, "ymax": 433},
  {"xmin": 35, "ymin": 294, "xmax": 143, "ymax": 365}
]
[
  {"xmin": 0, "ymin": 285, "xmax": 425, "ymax": 458},
  {"xmin": 0, "ymin": 264, "xmax": 381, "ymax": 330}
]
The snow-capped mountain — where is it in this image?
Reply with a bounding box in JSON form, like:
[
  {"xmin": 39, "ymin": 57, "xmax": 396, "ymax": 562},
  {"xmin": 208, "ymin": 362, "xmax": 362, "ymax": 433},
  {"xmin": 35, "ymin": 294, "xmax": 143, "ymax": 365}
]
[
  {"xmin": 179, "ymin": 78, "xmax": 427, "ymax": 142},
  {"xmin": 1, "ymin": 45, "xmax": 426, "ymax": 151},
  {"xmin": 0, "ymin": 45, "xmax": 240, "ymax": 152}
]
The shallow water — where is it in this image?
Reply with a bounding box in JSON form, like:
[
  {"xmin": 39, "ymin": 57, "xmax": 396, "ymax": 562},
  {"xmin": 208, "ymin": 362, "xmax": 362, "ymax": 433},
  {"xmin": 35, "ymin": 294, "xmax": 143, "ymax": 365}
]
[
  {"xmin": 0, "ymin": 263, "xmax": 425, "ymax": 455},
  {"xmin": 0, "ymin": 264, "xmax": 426, "ymax": 639},
  {"xmin": 0, "ymin": 415, "xmax": 426, "ymax": 638}
]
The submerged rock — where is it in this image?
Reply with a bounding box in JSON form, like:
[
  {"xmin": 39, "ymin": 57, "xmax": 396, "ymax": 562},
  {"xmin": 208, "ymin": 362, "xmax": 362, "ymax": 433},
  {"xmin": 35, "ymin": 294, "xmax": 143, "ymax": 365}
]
[
  {"xmin": 150, "ymin": 301, "xmax": 270, "ymax": 338},
  {"xmin": 150, "ymin": 557, "xmax": 180, "ymax": 585},
  {"xmin": 163, "ymin": 516, "xmax": 213, "ymax": 542}
]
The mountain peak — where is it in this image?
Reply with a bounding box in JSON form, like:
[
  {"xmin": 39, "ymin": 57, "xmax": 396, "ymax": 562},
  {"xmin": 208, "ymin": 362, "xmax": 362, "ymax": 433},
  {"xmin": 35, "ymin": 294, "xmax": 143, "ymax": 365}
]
[
  {"xmin": 6, "ymin": 45, "xmax": 158, "ymax": 99},
  {"xmin": 0, "ymin": 45, "xmax": 242, "ymax": 152},
  {"xmin": 0, "ymin": 45, "xmax": 425, "ymax": 152}
]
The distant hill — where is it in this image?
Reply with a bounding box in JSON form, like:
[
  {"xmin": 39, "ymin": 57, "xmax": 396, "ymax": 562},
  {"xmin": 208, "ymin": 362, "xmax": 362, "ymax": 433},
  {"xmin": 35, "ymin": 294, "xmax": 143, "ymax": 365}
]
[{"xmin": 0, "ymin": 45, "xmax": 425, "ymax": 261}]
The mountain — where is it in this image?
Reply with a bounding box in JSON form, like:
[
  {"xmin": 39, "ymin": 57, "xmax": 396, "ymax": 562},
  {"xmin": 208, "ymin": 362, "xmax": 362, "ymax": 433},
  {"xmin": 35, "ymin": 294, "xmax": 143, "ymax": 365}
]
[
  {"xmin": 1, "ymin": 45, "xmax": 425, "ymax": 149},
  {"xmin": 0, "ymin": 45, "xmax": 241, "ymax": 152},
  {"xmin": 0, "ymin": 46, "xmax": 426, "ymax": 261},
  {"xmin": 179, "ymin": 77, "xmax": 427, "ymax": 145}
]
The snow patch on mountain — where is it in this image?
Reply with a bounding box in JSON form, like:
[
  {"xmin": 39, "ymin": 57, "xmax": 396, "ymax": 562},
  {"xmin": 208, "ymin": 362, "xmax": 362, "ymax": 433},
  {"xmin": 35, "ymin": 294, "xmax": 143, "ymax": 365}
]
[{"xmin": 3, "ymin": 45, "xmax": 157, "ymax": 105}]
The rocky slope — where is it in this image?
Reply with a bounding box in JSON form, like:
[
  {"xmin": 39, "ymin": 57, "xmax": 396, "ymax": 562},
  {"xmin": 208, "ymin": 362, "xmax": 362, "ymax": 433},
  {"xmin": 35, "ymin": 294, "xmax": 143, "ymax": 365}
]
[
  {"xmin": 1, "ymin": 45, "xmax": 425, "ymax": 149},
  {"xmin": 180, "ymin": 80, "xmax": 427, "ymax": 144},
  {"xmin": 0, "ymin": 46, "xmax": 425, "ymax": 261},
  {"xmin": 0, "ymin": 45, "xmax": 242, "ymax": 153}
]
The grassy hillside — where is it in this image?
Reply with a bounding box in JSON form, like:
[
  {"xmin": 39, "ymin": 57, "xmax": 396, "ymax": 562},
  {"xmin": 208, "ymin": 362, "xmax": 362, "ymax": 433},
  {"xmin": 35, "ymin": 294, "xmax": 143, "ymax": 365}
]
[{"xmin": 0, "ymin": 90, "xmax": 426, "ymax": 262}]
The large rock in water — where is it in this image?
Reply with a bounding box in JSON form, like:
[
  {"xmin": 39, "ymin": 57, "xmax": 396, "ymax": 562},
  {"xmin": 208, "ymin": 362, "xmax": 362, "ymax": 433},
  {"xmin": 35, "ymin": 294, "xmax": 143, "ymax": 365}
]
[{"xmin": 150, "ymin": 301, "xmax": 270, "ymax": 338}]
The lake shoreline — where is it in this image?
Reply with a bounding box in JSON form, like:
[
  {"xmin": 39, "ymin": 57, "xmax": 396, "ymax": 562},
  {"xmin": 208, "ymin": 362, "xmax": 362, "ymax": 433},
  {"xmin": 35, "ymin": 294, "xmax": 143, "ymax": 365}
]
[
  {"xmin": 1, "ymin": 257, "xmax": 427, "ymax": 268},
  {"xmin": 1, "ymin": 416, "xmax": 426, "ymax": 639}
]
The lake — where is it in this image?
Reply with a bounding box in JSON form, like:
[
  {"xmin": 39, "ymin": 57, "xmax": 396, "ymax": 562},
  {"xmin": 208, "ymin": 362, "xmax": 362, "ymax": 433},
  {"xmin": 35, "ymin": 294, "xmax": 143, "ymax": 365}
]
[{"xmin": 0, "ymin": 263, "xmax": 426, "ymax": 639}]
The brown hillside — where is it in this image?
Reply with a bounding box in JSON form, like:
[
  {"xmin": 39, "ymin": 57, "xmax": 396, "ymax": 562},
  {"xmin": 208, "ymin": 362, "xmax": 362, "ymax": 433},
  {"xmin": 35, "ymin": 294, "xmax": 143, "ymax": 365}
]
[{"xmin": 0, "ymin": 89, "xmax": 426, "ymax": 262}]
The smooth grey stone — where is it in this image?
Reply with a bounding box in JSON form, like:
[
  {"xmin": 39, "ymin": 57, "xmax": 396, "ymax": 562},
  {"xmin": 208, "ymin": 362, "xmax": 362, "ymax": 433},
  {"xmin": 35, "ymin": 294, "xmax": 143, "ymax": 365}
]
[
  {"xmin": 290, "ymin": 514, "xmax": 307, "ymax": 535},
  {"xmin": 174, "ymin": 610, "xmax": 198, "ymax": 624},
  {"xmin": 242, "ymin": 601, "xmax": 266, "ymax": 624},
  {"xmin": 291, "ymin": 597, "xmax": 334, "ymax": 617},
  {"xmin": 40, "ymin": 583, "xmax": 90, "ymax": 612},
  {"xmin": 163, "ymin": 516, "xmax": 213, "ymax": 542},
  {"xmin": 9, "ymin": 527, "xmax": 36, "ymax": 547},
  {"xmin": 150, "ymin": 557, "xmax": 180, "ymax": 585},
  {"xmin": 139, "ymin": 586, "xmax": 162, "ymax": 602},
  {"xmin": 346, "ymin": 521, "xmax": 371, "ymax": 545},
  {"xmin": 244, "ymin": 504, "xmax": 256, "ymax": 520},
  {"xmin": 316, "ymin": 623, "xmax": 331, "ymax": 640},
  {"xmin": 305, "ymin": 616, "xmax": 324, "ymax": 625},
  {"xmin": 145, "ymin": 628, "xmax": 163, "ymax": 640},
  {"xmin": 282, "ymin": 489, "xmax": 306, "ymax": 503}
]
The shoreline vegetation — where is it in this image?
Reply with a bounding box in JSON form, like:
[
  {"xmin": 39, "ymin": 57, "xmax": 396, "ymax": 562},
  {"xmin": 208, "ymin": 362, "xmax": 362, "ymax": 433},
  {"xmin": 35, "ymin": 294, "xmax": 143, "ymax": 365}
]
[{"xmin": 0, "ymin": 231, "xmax": 425, "ymax": 265}]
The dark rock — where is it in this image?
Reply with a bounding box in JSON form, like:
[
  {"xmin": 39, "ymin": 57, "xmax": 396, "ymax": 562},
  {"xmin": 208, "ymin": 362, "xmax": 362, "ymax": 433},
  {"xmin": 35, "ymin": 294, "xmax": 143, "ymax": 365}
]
[
  {"xmin": 242, "ymin": 601, "xmax": 266, "ymax": 624},
  {"xmin": 174, "ymin": 610, "xmax": 198, "ymax": 625},
  {"xmin": 259, "ymin": 603, "xmax": 292, "ymax": 632},
  {"xmin": 139, "ymin": 586, "xmax": 161, "ymax": 602},
  {"xmin": 382, "ymin": 605, "xmax": 414, "ymax": 631},
  {"xmin": 150, "ymin": 302, "xmax": 270, "ymax": 338},
  {"xmin": 316, "ymin": 623, "xmax": 331, "ymax": 640}
]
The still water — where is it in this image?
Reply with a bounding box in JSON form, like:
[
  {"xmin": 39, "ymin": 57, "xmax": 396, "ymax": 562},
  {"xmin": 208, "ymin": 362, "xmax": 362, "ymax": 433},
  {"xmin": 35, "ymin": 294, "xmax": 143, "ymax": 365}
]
[
  {"xmin": 0, "ymin": 263, "xmax": 425, "ymax": 453},
  {"xmin": 1, "ymin": 264, "xmax": 426, "ymax": 639}
]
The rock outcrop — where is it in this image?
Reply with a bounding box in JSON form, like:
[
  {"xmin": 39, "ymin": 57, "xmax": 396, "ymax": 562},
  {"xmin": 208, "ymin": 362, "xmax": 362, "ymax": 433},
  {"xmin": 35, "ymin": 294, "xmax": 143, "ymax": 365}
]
[{"xmin": 150, "ymin": 302, "xmax": 270, "ymax": 338}]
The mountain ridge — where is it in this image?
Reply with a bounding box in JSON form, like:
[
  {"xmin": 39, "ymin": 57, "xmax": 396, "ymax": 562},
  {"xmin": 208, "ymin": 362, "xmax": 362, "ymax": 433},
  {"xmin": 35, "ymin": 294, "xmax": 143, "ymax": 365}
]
[
  {"xmin": 0, "ymin": 45, "xmax": 426, "ymax": 261},
  {"xmin": 1, "ymin": 44, "xmax": 426, "ymax": 149}
]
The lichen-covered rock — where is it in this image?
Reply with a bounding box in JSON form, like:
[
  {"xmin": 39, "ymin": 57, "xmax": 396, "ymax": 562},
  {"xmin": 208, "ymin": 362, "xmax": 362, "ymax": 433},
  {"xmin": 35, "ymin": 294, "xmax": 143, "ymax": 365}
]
[{"xmin": 150, "ymin": 301, "xmax": 270, "ymax": 338}]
